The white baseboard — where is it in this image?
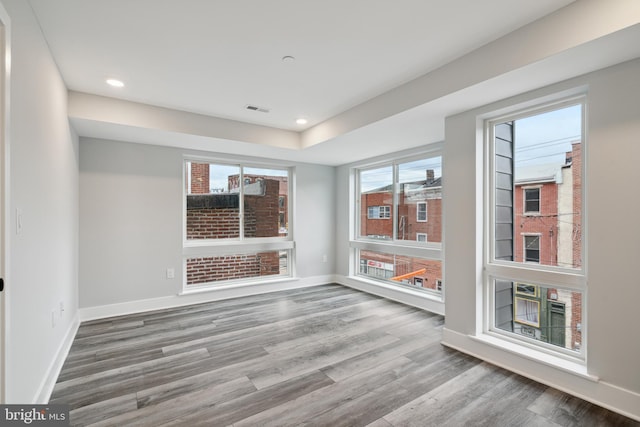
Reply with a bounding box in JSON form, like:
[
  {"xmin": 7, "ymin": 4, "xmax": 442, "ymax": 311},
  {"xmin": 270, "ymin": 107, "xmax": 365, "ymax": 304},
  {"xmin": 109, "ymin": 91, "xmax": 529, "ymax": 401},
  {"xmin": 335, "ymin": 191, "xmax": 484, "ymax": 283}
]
[
  {"xmin": 79, "ymin": 275, "xmax": 337, "ymax": 322},
  {"xmin": 36, "ymin": 313, "xmax": 80, "ymax": 404},
  {"xmin": 335, "ymin": 275, "xmax": 445, "ymax": 315},
  {"xmin": 442, "ymin": 327, "xmax": 640, "ymax": 422}
]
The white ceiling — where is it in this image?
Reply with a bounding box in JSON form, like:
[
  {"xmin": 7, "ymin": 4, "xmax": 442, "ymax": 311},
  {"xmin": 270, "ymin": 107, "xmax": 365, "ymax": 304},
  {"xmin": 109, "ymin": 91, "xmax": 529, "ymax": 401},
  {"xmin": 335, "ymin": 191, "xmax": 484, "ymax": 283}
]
[{"xmin": 26, "ymin": 0, "xmax": 640, "ymax": 165}]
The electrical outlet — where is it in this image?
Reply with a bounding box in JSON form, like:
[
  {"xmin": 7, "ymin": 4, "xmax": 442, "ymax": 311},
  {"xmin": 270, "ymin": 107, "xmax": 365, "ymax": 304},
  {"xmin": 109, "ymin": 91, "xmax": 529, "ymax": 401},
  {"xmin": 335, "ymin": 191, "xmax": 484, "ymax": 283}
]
[
  {"xmin": 51, "ymin": 310, "xmax": 57, "ymax": 328},
  {"xmin": 166, "ymin": 268, "xmax": 175, "ymax": 279},
  {"xmin": 60, "ymin": 301, "xmax": 65, "ymax": 317},
  {"xmin": 322, "ymin": 254, "xmax": 328, "ymax": 263}
]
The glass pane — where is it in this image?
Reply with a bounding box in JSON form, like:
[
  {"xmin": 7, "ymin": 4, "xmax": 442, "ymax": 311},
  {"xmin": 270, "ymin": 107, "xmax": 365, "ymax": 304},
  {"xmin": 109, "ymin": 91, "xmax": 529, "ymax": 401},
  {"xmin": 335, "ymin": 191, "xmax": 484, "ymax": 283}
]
[
  {"xmin": 186, "ymin": 162, "xmax": 240, "ymax": 239},
  {"xmin": 242, "ymin": 167, "xmax": 289, "ymax": 238},
  {"xmin": 358, "ymin": 250, "xmax": 442, "ymax": 293},
  {"xmin": 494, "ymin": 104, "xmax": 582, "ymax": 268},
  {"xmin": 359, "ymin": 166, "xmax": 393, "ymax": 240},
  {"xmin": 186, "ymin": 250, "xmax": 288, "ymax": 286},
  {"xmin": 494, "ymin": 280, "xmax": 583, "ymax": 352},
  {"xmin": 397, "ymin": 157, "xmax": 442, "ymax": 243}
]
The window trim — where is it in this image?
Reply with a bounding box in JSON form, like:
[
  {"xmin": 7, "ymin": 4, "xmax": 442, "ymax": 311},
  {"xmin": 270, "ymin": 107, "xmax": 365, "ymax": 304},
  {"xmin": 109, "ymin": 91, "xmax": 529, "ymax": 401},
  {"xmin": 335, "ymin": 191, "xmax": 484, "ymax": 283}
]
[
  {"xmin": 523, "ymin": 233, "xmax": 541, "ymax": 264},
  {"xmin": 416, "ymin": 202, "xmax": 427, "ymax": 222},
  {"xmin": 416, "ymin": 233, "xmax": 428, "ymax": 242},
  {"xmin": 367, "ymin": 205, "xmax": 391, "ymax": 220},
  {"xmin": 523, "ymin": 186, "xmax": 541, "ymax": 215},
  {"xmin": 483, "ymin": 95, "xmax": 587, "ymax": 361}
]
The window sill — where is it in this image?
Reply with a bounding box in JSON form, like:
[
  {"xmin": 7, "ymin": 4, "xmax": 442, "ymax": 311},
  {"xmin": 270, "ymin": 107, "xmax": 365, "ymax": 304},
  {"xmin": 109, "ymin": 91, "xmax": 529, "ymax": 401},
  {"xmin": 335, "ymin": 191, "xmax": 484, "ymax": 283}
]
[
  {"xmin": 470, "ymin": 333, "xmax": 597, "ymax": 382},
  {"xmin": 180, "ymin": 276, "xmax": 298, "ymax": 296}
]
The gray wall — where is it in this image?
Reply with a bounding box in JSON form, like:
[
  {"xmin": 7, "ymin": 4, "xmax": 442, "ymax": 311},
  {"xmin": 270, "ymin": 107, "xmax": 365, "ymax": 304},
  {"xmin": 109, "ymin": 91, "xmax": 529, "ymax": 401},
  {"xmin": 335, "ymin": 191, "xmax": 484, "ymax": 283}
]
[
  {"xmin": 443, "ymin": 58, "xmax": 640, "ymax": 408},
  {"xmin": 79, "ymin": 138, "xmax": 335, "ymax": 308},
  {"xmin": 4, "ymin": 0, "xmax": 79, "ymax": 403}
]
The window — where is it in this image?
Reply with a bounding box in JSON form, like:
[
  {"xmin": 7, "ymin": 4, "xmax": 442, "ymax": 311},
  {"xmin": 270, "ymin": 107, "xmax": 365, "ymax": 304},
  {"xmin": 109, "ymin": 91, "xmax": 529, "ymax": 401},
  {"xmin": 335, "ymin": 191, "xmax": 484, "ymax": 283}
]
[
  {"xmin": 486, "ymin": 98, "xmax": 585, "ymax": 357},
  {"xmin": 417, "ymin": 202, "xmax": 427, "ymax": 222},
  {"xmin": 183, "ymin": 160, "xmax": 293, "ymax": 288},
  {"xmin": 524, "ymin": 187, "xmax": 540, "ymax": 214},
  {"xmin": 353, "ymin": 150, "xmax": 443, "ymax": 296},
  {"xmin": 514, "ymin": 297, "xmax": 540, "ymax": 327},
  {"xmin": 368, "ymin": 205, "xmax": 390, "ymax": 219},
  {"xmin": 358, "ymin": 250, "xmax": 442, "ymax": 292},
  {"xmin": 524, "ymin": 235, "xmax": 540, "ymax": 263}
]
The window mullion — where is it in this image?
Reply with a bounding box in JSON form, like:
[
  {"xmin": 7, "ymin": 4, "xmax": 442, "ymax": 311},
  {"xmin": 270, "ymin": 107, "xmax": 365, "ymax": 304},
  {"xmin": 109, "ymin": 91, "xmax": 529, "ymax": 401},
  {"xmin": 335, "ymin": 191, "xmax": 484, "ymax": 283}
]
[{"xmin": 393, "ymin": 163, "xmax": 399, "ymax": 241}]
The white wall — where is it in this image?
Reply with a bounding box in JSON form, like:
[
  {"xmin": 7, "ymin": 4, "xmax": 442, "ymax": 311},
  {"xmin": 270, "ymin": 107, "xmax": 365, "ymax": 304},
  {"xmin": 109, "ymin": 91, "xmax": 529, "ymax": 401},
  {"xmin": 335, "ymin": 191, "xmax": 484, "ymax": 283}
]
[
  {"xmin": 442, "ymin": 58, "xmax": 640, "ymax": 419},
  {"xmin": 3, "ymin": 0, "xmax": 79, "ymax": 403},
  {"xmin": 79, "ymin": 138, "xmax": 335, "ymax": 312}
]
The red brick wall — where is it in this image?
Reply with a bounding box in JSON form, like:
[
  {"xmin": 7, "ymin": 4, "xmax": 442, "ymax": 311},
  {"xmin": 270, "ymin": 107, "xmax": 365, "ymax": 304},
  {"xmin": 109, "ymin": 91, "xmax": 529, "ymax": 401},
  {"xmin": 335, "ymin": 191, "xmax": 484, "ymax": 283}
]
[
  {"xmin": 361, "ymin": 192, "xmax": 442, "ymax": 243},
  {"xmin": 186, "ymin": 252, "xmax": 281, "ymax": 285},
  {"xmin": 360, "ymin": 192, "xmax": 393, "ymax": 238},
  {"xmin": 185, "ymin": 178, "xmax": 282, "ymax": 285},
  {"xmin": 187, "ymin": 208, "xmax": 240, "ymax": 239},
  {"xmin": 186, "ymin": 179, "xmax": 279, "ymax": 239},
  {"xmin": 514, "ymin": 182, "xmax": 558, "ymax": 266},
  {"xmin": 190, "ymin": 163, "xmax": 210, "ymax": 194},
  {"xmin": 245, "ymin": 179, "xmax": 280, "ymax": 237}
]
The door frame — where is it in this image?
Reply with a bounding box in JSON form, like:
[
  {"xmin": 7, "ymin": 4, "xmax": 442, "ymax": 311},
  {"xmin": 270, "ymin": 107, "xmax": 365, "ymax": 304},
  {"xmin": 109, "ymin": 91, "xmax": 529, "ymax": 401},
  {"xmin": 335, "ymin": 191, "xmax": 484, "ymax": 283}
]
[{"xmin": 0, "ymin": 1, "xmax": 11, "ymax": 404}]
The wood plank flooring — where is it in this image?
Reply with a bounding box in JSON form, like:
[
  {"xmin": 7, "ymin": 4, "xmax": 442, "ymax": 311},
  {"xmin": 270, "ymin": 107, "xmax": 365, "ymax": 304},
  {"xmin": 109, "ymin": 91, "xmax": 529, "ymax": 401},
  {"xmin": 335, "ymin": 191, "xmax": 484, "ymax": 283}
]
[{"xmin": 51, "ymin": 284, "xmax": 639, "ymax": 426}]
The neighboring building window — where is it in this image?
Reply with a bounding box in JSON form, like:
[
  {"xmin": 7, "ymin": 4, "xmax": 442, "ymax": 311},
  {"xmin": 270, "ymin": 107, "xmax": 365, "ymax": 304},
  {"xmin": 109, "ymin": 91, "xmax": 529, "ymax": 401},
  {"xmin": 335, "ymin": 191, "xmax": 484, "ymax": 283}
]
[
  {"xmin": 524, "ymin": 235, "xmax": 540, "ymax": 263},
  {"xmin": 486, "ymin": 99, "xmax": 585, "ymax": 357},
  {"xmin": 417, "ymin": 202, "xmax": 427, "ymax": 222},
  {"xmin": 436, "ymin": 279, "xmax": 443, "ymax": 292},
  {"xmin": 353, "ymin": 151, "xmax": 443, "ymax": 296},
  {"xmin": 524, "ymin": 187, "xmax": 540, "ymax": 214},
  {"xmin": 183, "ymin": 160, "xmax": 293, "ymax": 289},
  {"xmin": 368, "ymin": 205, "xmax": 390, "ymax": 219}
]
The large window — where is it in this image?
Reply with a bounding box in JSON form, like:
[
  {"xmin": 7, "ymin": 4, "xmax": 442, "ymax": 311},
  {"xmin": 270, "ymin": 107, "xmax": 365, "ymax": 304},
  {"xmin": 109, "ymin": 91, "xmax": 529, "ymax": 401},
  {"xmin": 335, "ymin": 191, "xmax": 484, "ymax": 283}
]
[
  {"xmin": 486, "ymin": 98, "xmax": 585, "ymax": 357},
  {"xmin": 353, "ymin": 151, "xmax": 443, "ymax": 296},
  {"xmin": 183, "ymin": 160, "xmax": 293, "ymax": 288}
]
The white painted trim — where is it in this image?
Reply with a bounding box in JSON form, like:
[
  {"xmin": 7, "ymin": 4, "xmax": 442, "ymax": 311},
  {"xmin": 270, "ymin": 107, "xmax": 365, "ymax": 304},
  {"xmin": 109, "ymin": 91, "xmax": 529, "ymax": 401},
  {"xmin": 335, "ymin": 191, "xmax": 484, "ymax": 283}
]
[
  {"xmin": 336, "ymin": 275, "xmax": 444, "ymax": 315},
  {"xmin": 441, "ymin": 328, "xmax": 640, "ymax": 422},
  {"xmin": 35, "ymin": 314, "xmax": 80, "ymax": 404},
  {"xmin": 0, "ymin": 1, "xmax": 10, "ymax": 404},
  {"xmin": 79, "ymin": 275, "xmax": 336, "ymax": 322}
]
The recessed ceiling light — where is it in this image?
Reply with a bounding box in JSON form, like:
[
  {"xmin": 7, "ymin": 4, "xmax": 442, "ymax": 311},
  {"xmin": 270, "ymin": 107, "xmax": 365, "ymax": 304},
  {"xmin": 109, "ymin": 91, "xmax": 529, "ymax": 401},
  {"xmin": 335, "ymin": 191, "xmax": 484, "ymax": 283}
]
[
  {"xmin": 296, "ymin": 118, "xmax": 308, "ymax": 125},
  {"xmin": 106, "ymin": 78, "xmax": 124, "ymax": 88},
  {"xmin": 282, "ymin": 56, "xmax": 296, "ymax": 63}
]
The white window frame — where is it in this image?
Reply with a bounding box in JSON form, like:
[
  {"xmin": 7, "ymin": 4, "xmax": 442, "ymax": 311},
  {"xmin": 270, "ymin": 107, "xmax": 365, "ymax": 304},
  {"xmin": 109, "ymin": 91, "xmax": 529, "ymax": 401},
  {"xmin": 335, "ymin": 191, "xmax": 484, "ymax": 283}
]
[
  {"xmin": 523, "ymin": 186, "xmax": 541, "ymax": 215},
  {"xmin": 182, "ymin": 156, "xmax": 295, "ymax": 292},
  {"xmin": 484, "ymin": 95, "xmax": 587, "ymax": 361},
  {"xmin": 523, "ymin": 233, "xmax": 541, "ymax": 264},
  {"xmin": 416, "ymin": 202, "xmax": 427, "ymax": 222},
  {"xmin": 368, "ymin": 205, "xmax": 390, "ymax": 219},
  {"xmin": 416, "ymin": 233, "xmax": 428, "ymax": 242},
  {"xmin": 350, "ymin": 145, "xmax": 443, "ymax": 299}
]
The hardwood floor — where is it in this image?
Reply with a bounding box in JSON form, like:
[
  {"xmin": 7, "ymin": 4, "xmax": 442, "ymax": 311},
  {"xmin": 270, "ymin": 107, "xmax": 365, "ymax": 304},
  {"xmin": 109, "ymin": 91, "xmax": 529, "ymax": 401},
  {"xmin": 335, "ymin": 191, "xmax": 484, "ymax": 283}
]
[{"xmin": 51, "ymin": 284, "xmax": 638, "ymax": 426}]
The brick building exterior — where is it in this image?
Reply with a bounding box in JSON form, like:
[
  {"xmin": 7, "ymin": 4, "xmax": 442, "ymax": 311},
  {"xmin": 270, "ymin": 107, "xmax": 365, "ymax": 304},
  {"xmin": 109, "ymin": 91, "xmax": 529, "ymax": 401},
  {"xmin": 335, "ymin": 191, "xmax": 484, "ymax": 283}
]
[
  {"xmin": 184, "ymin": 163, "xmax": 284, "ymax": 286},
  {"xmin": 359, "ymin": 170, "xmax": 442, "ymax": 291},
  {"xmin": 512, "ymin": 142, "xmax": 582, "ymax": 350}
]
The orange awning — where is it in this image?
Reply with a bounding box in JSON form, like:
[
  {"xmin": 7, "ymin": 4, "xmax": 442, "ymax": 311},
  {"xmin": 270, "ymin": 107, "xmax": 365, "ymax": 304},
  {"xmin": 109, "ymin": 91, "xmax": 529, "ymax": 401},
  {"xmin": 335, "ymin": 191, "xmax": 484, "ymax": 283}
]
[{"xmin": 390, "ymin": 268, "xmax": 426, "ymax": 281}]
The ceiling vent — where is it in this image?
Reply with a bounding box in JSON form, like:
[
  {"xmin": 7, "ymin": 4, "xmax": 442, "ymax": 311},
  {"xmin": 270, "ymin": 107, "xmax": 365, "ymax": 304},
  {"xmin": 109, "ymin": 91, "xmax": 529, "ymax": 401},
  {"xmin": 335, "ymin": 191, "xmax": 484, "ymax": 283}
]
[{"xmin": 245, "ymin": 104, "xmax": 269, "ymax": 113}]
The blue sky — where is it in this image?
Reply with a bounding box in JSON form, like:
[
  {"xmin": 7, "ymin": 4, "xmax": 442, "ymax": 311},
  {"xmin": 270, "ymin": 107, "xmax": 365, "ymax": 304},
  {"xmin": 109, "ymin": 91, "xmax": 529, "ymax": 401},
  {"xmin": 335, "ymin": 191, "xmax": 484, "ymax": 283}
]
[{"xmin": 514, "ymin": 103, "xmax": 582, "ymax": 167}]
